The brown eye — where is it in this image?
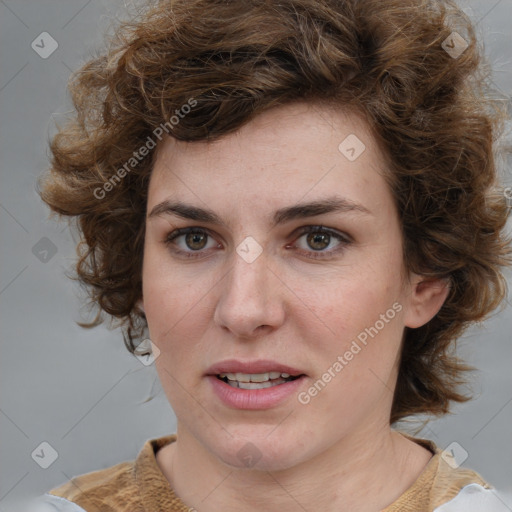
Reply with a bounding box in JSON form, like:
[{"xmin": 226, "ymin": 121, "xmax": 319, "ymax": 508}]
[
  {"xmin": 165, "ymin": 227, "xmax": 219, "ymax": 259},
  {"xmin": 185, "ymin": 231, "xmax": 208, "ymax": 250},
  {"xmin": 306, "ymin": 232, "xmax": 331, "ymax": 251},
  {"xmin": 291, "ymin": 226, "xmax": 352, "ymax": 260}
]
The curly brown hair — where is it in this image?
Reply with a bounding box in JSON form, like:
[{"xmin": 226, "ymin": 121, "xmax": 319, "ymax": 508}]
[{"xmin": 38, "ymin": 0, "xmax": 511, "ymax": 423}]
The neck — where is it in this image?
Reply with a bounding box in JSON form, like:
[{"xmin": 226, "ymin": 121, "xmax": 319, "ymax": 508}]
[{"xmin": 157, "ymin": 423, "xmax": 433, "ymax": 512}]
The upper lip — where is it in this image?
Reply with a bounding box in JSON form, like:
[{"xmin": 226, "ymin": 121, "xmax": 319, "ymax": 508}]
[{"xmin": 206, "ymin": 359, "xmax": 305, "ymax": 376}]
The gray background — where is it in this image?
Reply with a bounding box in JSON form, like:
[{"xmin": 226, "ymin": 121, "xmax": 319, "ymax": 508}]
[{"xmin": 0, "ymin": 0, "xmax": 511, "ymax": 510}]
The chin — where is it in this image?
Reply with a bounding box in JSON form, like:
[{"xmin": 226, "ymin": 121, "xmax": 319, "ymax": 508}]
[{"xmin": 207, "ymin": 429, "xmax": 314, "ymax": 472}]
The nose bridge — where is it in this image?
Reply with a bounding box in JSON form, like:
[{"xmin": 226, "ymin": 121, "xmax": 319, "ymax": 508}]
[
  {"xmin": 236, "ymin": 242, "xmax": 272, "ymax": 291},
  {"xmin": 214, "ymin": 244, "xmax": 284, "ymax": 336},
  {"xmin": 226, "ymin": 246, "xmax": 272, "ymax": 312}
]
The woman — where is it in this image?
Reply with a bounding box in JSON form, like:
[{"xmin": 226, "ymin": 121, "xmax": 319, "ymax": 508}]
[{"xmin": 32, "ymin": 0, "xmax": 511, "ymax": 510}]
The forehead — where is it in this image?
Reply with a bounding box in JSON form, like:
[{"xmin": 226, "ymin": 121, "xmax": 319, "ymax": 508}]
[{"xmin": 148, "ymin": 101, "xmax": 393, "ymax": 218}]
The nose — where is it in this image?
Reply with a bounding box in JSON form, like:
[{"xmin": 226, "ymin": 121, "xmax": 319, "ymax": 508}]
[{"xmin": 213, "ymin": 246, "xmax": 286, "ymax": 340}]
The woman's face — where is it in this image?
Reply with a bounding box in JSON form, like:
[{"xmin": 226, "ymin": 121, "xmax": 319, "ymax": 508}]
[{"xmin": 142, "ymin": 102, "xmax": 435, "ymax": 470}]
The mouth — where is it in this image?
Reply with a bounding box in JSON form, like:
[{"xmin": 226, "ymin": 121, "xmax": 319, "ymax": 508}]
[
  {"xmin": 216, "ymin": 371, "xmax": 302, "ymax": 390},
  {"xmin": 206, "ymin": 360, "xmax": 306, "ymax": 409}
]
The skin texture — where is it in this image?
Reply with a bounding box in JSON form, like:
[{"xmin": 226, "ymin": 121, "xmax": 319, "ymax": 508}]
[{"xmin": 141, "ymin": 102, "xmax": 449, "ymax": 511}]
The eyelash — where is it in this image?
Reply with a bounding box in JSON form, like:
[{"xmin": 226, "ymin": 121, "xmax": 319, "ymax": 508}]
[{"xmin": 164, "ymin": 226, "xmax": 352, "ymax": 260}]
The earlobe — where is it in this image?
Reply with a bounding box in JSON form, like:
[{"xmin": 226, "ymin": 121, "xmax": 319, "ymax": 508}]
[{"xmin": 404, "ymin": 275, "xmax": 450, "ymax": 329}]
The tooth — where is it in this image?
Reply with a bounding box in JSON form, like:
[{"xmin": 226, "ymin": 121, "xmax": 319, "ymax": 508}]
[
  {"xmin": 238, "ymin": 381, "xmax": 273, "ymax": 390},
  {"xmin": 220, "ymin": 371, "xmax": 297, "ymax": 386},
  {"xmin": 235, "ymin": 372, "xmax": 253, "ymax": 383},
  {"xmin": 249, "ymin": 373, "xmax": 270, "ymax": 382}
]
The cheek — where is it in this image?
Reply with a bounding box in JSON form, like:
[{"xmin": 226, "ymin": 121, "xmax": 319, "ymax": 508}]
[
  {"xmin": 142, "ymin": 238, "xmax": 197, "ymax": 312},
  {"xmin": 293, "ymin": 263, "xmax": 403, "ymax": 343},
  {"xmin": 141, "ymin": 246, "xmax": 220, "ymax": 379},
  {"xmin": 142, "ymin": 246, "xmax": 193, "ymax": 345},
  {"xmin": 297, "ymin": 282, "xmax": 404, "ymax": 427},
  {"xmin": 292, "ymin": 263, "xmax": 405, "ymax": 402}
]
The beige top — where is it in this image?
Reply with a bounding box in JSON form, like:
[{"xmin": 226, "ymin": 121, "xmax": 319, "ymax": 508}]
[{"xmin": 46, "ymin": 433, "xmax": 492, "ymax": 512}]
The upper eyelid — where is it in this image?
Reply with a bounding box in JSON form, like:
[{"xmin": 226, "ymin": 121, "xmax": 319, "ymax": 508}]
[{"xmin": 294, "ymin": 225, "xmax": 352, "ymax": 241}]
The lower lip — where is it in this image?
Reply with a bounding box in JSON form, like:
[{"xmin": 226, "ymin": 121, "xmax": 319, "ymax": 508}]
[{"xmin": 207, "ymin": 375, "xmax": 306, "ymax": 410}]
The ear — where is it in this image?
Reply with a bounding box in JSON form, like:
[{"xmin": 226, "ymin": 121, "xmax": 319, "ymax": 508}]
[{"xmin": 403, "ymin": 275, "xmax": 450, "ymax": 329}]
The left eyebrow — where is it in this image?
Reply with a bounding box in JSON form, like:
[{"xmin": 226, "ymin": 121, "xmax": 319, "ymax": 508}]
[
  {"xmin": 272, "ymin": 196, "xmax": 372, "ymax": 227},
  {"xmin": 148, "ymin": 195, "xmax": 373, "ymax": 227}
]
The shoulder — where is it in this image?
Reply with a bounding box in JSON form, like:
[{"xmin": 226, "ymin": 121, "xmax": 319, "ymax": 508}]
[
  {"xmin": 429, "ymin": 440, "xmax": 496, "ymax": 509},
  {"xmin": 28, "ymin": 435, "xmax": 178, "ymax": 512},
  {"xmin": 25, "ymin": 493, "xmax": 88, "ymax": 512},
  {"xmin": 434, "ymin": 483, "xmax": 511, "ymax": 512},
  {"xmin": 43, "ymin": 459, "xmax": 135, "ymax": 512},
  {"xmin": 392, "ymin": 433, "xmax": 509, "ymax": 512}
]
